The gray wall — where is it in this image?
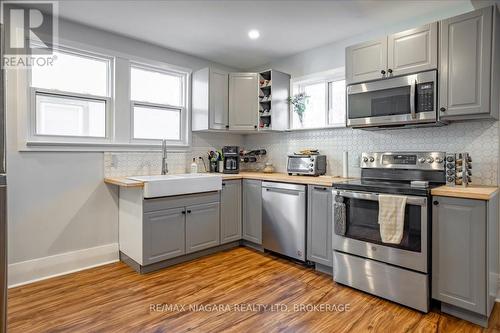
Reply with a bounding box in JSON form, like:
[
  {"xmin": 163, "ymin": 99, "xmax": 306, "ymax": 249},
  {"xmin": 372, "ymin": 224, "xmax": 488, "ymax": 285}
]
[{"xmin": 5, "ymin": 19, "xmax": 237, "ymax": 265}]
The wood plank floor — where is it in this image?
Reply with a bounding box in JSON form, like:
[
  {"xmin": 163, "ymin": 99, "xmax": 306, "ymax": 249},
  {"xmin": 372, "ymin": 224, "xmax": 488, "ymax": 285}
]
[{"xmin": 7, "ymin": 247, "xmax": 500, "ymax": 332}]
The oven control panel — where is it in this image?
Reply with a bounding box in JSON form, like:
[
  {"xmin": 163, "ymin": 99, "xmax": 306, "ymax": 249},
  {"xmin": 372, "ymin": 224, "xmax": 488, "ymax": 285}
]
[{"xmin": 361, "ymin": 152, "xmax": 446, "ymax": 170}]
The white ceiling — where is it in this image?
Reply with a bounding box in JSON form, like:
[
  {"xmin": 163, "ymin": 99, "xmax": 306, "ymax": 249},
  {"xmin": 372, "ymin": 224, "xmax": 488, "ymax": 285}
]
[{"xmin": 56, "ymin": 0, "xmax": 472, "ymax": 69}]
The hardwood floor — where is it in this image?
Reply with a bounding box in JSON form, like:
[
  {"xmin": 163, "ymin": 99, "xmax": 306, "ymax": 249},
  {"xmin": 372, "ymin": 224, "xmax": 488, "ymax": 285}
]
[{"xmin": 7, "ymin": 247, "xmax": 500, "ymax": 332}]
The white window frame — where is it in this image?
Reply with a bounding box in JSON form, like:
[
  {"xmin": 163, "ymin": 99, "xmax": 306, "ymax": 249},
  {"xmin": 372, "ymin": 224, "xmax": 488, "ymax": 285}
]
[
  {"xmin": 289, "ymin": 67, "xmax": 346, "ymax": 131},
  {"xmin": 28, "ymin": 45, "xmax": 114, "ymax": 144},
  {"xmin": 129, "ymin": 62, "xmax": 188, "ymax": 146}
]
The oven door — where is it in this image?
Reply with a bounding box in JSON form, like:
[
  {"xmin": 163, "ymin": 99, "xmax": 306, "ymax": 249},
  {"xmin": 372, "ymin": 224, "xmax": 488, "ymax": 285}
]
[
  {"xmin": 347, "ymin": 70, "xmax": 437, "ymax": 128},
  {"xmin": 332, "ymin": 189, "xmax": 428, "ymax": 273}
]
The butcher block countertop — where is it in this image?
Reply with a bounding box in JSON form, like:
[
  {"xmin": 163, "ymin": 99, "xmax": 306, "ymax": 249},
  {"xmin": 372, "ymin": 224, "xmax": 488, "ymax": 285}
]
[
  {"xmin": 431, "ymin": 185, "xmax": 499, "ymax": 201},
  {"xmin": 104, "ymin": 172, "xmax": 348, "ymax": 188}
]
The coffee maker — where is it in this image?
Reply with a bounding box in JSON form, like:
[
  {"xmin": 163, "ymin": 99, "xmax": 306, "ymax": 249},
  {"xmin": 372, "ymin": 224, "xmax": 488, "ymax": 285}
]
[{"xmin": 223, "ymin": 146, "xmax": 239, "ymax": 174}]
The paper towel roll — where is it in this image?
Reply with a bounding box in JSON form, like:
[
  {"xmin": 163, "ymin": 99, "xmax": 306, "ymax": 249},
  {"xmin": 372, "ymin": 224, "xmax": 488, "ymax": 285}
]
[{"xmin": 342, "ymin": 151, "xmax": 348, "ymax": 178}]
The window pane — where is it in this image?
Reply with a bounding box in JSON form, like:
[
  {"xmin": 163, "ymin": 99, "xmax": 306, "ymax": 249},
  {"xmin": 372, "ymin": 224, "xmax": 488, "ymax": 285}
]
[
  {"xmin": 292, "ymin": 82, "xmax": 326, "ymax": 129},
  {"xmin": 328, "ymin": 79, "xmax": 346, "ymax": 125},
  {"xmin": 32, "ymin": 50, "xmax": 108, "ymax": 96},
  {"xmin": 131, "ymin": 67, "xmax": 182, "ymax": 106},
  {"xmin": 36, "ymin": 94, "xmax": 106, "ymax": 137},
  {"xmin": 133, "ymin": 105, "xmax": 180, "ymax": 140}
]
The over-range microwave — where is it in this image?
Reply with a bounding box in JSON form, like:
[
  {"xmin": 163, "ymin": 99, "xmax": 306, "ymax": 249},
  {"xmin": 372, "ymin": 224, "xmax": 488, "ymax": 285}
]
[{"xmin": 347, "ymin": 70, "xmax": 445, "ymax": 129}]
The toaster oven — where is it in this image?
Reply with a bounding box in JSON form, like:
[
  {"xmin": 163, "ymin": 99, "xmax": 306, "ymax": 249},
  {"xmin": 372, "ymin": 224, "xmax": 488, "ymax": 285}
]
[{"xmin": 287, "ymin": 155, "xmax": 327, "ymax": 176}]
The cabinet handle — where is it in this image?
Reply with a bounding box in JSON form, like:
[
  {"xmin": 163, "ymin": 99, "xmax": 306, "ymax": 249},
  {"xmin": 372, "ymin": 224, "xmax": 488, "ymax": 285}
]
[
  {"xmin": 314, "ymin": 186, "xmax": 328, "ymax": 191},
  {"xmin": 380, "ymin": 70, "xmax": 386, "ymax": 75},
  {"xmin": 225, "ymin": 125, "xmax": 229, "ymax": 129},
  {"xmin": 187, "ymin": 210, "xmax": 192, "ymax": 214},
  {"xmin": 222, "ymin": 183, "xmax": 226, "ymax": 187},
  {"xmin": 440, "ymin": 107, "xmax": 446, "ymax": 112},
  {"xmin": 433, "ymin": 201, "xmax": 439, "ymax": 206},
  {"xmin": 254, "ymin": 125, "xmax": 257, "ymax": 129},
  {"xmin": 387, "ymin": 69, "xmax": 393, "ymax": 74},
  {"xmin": 182, "ymin": 210, "xmax": 186, "ymax": 214}
]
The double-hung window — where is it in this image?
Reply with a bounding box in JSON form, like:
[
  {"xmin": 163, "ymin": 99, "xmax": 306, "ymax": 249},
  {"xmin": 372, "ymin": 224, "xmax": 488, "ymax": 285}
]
[
  {"xmin": 130, "ymin": 64, "xmax": 187, "ymax": 144},
  {"xmin": 30, "ymin": 47, "xmax": 112, "ymax": 142},
  {"xmin": 290, "ymin": 69, "xmax": 346, "ymax": 129}
]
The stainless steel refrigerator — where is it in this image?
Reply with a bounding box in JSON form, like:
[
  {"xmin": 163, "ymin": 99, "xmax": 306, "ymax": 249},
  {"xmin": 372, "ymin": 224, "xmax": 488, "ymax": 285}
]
[{"xmin": 0, "ymin": 22, "xmax": 7, "ymax": 333}]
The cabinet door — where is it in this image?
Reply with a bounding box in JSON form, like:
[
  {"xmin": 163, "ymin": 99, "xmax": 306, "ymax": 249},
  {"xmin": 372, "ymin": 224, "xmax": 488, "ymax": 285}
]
[
  {"xmin": 388, "ymin": 22, "xmax": 437, "ymax": 77},
  {"xmin": 242, "ymin": 179, "xmax": 262, "ymax": 244},
  {"xmin": 306, "ymin": 185, "xmax": 333, "ymax": 267},
  {"xmin": 432, "ymin": 196, "xmax": 486, "ymax": 315},
  {"xmin": 209, "ymin": 68, "xmax": 229, "ymax": 130},
  {"xmin": 220, "ymin": 180, "xmax": 242, "ymax": 244},
  {"xmin": 186, "ymin": 202, "xmax": 220, "ymax": 253},
  {"xmin": 346, "ymin": 38, "xmax": 387, "ymax": 84},
  {"xmin": 439, "ymin": 7, "xmax": 492, "ymax": 119},
  {"xmin": 143, "ymin": 208, "xmax": 185, "ymax": 265},
  {"xmin": 229, "ymin": 73, "xmax": 258, "ymax": 130}
]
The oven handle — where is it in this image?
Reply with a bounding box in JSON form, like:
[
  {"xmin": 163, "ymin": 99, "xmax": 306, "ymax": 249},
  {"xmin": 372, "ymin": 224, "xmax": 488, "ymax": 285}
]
[{"xmin": 335, "ymin": 190, "xmax": 427, "ymax": 206}]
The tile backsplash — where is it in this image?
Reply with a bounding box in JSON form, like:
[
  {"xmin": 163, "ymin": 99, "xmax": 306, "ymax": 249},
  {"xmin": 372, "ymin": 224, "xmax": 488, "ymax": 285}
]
[
  {"xmin": 105, "ymin": 120, "xmax": 499, "ymax": 186},
  {"xmin": 244, "ymin": 120, "xmax": 499, "ymax": 185}
]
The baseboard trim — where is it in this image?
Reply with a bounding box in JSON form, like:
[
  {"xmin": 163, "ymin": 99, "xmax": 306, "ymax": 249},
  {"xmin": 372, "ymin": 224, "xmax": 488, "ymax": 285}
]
[{"xmin": 8, "ymin": 243, "xmax": 119, "ymax": 288}]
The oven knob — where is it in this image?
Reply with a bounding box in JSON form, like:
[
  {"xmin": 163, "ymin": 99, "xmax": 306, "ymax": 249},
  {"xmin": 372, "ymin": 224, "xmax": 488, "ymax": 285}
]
[
  {"xmin": 310, "ymin": 158, "xmax": 314, "ymax": 162},
  {"xmin": 446, "ymin": 169, "xmax": 455, "ymax": 176},
  {"xmin": 363, "ymin": 157, "xmax": 368, "ymax": 163},
  {"xmin": 309, "ymin": 168, "xmax": 313, "ymax": 172},
  {"xmin": 310, "ymin": 163, "xmax": 314, "ymax": 167},
  {"xmin": 446, "ymin": 163, "xmax": 455, "ymax": 169},
  {"xmin": 426, "ymin": 157, "xmax": 434, "ymax": 163},
  {"xmin": 418, "ymin": 158, "xmax": 426, "ymax": 163},
  {"xmin": 435, "ymin": 157, "xmax": 443, "ymax": 163},
  {"xmin": 446, "ymin": 156, "xmax": 455, "ymax": 162},
  {"xmin": 369, "ymin": 157, "xmax": 375, "ymax": 162}
]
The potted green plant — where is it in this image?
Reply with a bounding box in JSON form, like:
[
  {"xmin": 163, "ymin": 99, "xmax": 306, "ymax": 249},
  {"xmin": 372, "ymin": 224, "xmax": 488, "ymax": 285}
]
[{"xmin": 288, "ymin": 92, "xmax": 309, "ymax": 125}]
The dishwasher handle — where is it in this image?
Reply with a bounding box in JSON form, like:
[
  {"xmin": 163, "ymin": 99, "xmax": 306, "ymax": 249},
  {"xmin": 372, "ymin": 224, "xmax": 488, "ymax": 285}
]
[{"xmin": 264, "ymin": 187, "xmax": 302, "ymax": 196}]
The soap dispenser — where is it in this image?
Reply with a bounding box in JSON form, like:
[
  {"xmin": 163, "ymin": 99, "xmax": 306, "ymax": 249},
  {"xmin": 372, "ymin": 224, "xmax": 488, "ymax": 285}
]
[{"xmin": 190, "ymin": 158, "xmax": 198, "ymax": 173}]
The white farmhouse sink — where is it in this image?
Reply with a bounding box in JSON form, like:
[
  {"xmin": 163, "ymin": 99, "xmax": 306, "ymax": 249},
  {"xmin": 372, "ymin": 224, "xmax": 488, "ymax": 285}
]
[{"xmin": 127, "ymin": 173, "xmax": 222, "ymax": 198}]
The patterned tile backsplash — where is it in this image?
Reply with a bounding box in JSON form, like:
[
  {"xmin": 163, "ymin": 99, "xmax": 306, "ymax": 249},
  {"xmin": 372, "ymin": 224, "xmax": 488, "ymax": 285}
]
[
  {"xmin": 105, "ymin": 120, "xmax": 499, "ymax": 186},
  {"xmin": 244, "ymin": 120, "xmax": 499, "ymax": 185}
]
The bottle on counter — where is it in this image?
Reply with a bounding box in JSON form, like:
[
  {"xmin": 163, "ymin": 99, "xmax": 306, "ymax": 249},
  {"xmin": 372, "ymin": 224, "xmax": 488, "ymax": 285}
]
[{"xmin": 190, "ymin": 158, "xmax": 198, "ymax": 173}]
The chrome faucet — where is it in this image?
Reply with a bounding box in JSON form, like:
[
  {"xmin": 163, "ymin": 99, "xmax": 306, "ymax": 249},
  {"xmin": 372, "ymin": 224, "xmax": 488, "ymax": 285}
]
[{"xmin": 161, "ymin": 140, "xmax": 168, "ymax": 175}]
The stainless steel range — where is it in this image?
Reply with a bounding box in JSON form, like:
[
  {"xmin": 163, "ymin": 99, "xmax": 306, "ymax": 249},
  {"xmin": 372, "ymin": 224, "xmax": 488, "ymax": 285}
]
[{"xmin": 332, "ymin": 152, "xmax": 446, "ymax": 313}]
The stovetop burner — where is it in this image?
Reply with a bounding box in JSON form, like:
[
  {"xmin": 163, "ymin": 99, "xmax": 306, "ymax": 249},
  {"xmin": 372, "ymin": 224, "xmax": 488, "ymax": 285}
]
[{"xmin": 333, "ymin": 179, "xmax": 440, "ymax": 196}]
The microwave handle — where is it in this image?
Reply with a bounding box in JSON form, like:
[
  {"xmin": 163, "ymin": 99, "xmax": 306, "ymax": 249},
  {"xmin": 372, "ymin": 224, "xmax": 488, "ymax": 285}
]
[{"xmin": 410, "ymin": 80, "xmax": 416, "ymax": 119}]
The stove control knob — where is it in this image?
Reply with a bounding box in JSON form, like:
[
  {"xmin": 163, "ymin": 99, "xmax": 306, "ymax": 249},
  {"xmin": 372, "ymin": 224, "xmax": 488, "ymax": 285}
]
[
  {"xmin": 310, "ymin": 163, "xmax": 314, "ymax": 167},
  {"xmin": 310, "ymin": 158, "xmax": 314, "ymax": 162},
  {"xmin": 309, "ymin": 168, "xmax": 314, "ymax": 172},
  {"xmin": 418, "ymin": 158, "xmax": 426, "ymax": 163},
  {"xmin": 362, "ymin": 157, "xmax": 368, "ymax": 163},
  {"xmin": 446, "ymin": 156, "xmax": 455, "ymax": 162},
  {"xmin": 369, "ymin": 157, "xmax": 375, "ymax": 163},
  {"xmin": 435, "ymin": 157, "xmax": 443, "ymax": 164},
  {"xmin": 426, "ymin": 157, "xmax": 434, "ymax": 163}
]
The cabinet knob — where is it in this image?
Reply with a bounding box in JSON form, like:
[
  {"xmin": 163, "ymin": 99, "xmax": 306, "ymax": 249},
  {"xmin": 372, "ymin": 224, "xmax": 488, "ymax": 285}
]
[
  {"xmin": 187, "ymin": 210, "xmax": 192, "ymax": 214},
  {"xmin": 254, "ymin": 125, "xmax": 258, "ymax": 129},
  {"xmin": 440, "ymin": 107, "xmax": 446, "ymax": 112},
  {"xmin": 387, "ymin": 69, "xmax": 393, "ymax": 74},
  {"xmin": 182, "ymin": 211, "xmax": 186, "ymax": 214},
  {"xmin": 225, "ymin": 125, "xmax": 229, "ymax": 129},
  {"xmin": 380, "ymin": 70, "xmax": 386, "ymax": 75},
  {"xmin": 433, "ymin": 201, "xmax": 439, "ymax": 206}
]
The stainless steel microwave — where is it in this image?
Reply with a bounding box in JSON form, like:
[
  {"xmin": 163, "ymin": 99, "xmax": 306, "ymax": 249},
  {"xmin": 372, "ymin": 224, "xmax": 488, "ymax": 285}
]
[{"xmin": 347, "ymin": 70, "xmax": 444, "ymax": 129}]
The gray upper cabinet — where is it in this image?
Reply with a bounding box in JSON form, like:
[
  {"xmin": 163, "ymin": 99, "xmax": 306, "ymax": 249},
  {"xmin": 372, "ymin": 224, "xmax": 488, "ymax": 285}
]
[
  {"xmin": 242, "ymin": 179, "xmax": 262, "ymax": 244},
  {"xmin": 229, "ymin": 73, "xmax": 259, "ymax": 131},
  {"xmin": 220, "ymin": 180, "xmax": 242, "ymax": 244},
  {"xmin": 432, "ymin": 196, "xmax": 486, "ymax": 315},
  {"xmin": 186, "ymin": 202, "xmax": 220, "ymax": 253},
  {"xmin": 192, "ymin": 67, "xmax": 229, "ymax": 131},
  {"xmin": 388, "ymin": 22, "xmax": 437, "ymax": 77},
  {"xmin": 306, "ymin": 185, "xmax": 332, "ymax": 267},
  {"xmin": 439, "ymin": 6, "xmax": 498, "ymax": 120},
  {"xmin": 346, "ymin": 38, "xmax": 387, "ymax": 84},
  {"xmin": 143, "ymin": 207, "xmax": 186, "ymax": 265}
]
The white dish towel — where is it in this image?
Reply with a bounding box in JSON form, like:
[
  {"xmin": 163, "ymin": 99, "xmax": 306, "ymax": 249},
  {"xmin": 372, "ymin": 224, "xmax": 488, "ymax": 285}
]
[{"xmin": 378, "ymin": 194, "xmax": 407, "ymax": 244}]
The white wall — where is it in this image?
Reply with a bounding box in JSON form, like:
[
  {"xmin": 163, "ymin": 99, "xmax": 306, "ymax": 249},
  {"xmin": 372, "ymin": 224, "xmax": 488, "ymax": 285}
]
[{"xmin": 5, "ymin": 18, "xmax": 239, "ymax": 286}]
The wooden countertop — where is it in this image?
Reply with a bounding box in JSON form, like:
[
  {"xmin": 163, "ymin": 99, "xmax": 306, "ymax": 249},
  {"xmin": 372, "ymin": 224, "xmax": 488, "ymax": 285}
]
[
  {"xmin": 104, "ymin": 172, "xmax": 349, "ymax": 188},
  {"xmin": 431, "ymin": 185, "xmax": 499, "ymax": 201}
]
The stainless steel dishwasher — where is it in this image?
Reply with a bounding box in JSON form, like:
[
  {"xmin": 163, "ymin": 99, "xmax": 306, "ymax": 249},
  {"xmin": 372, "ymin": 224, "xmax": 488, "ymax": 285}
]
[{"xmin": 262, "ymin": 182, "xmax": 306, "ymax": 261}]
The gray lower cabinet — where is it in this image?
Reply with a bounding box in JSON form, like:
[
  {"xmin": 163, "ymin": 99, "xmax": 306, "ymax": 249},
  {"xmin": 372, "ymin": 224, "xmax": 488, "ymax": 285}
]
[
  {"xmin": 242, "ymin": 179, "xmax": 262, "ymax": 244},
  {"xmin": 143, "ymin": 207, "xmax": 186, "ymax": 265},
  {"xmin": 432, "ymin": 195, "xmax": 499, "ymax": 327},
  {"xmin": 439, "ymin": 6, "xmax": 499, "ymax": 120},
  {"xmin": 306, "ymin": 185, "xmax": 333, "ymax": 267},
  {"xmin": 220, "ymin": 180, "xmax": 242, "ymax": 244},
  {"xmin": 186, "ymin": 202, "xmax": 220, "ymax": 253}
]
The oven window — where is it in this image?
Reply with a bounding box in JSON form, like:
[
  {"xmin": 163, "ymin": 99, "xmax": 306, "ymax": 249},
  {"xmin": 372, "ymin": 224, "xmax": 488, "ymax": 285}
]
[
  {"xmin": 344, "ymin": 198, "xmax": 422, "ymax": 252},
  {"xmin": 349, "ymin": 86, "xmax": 411, "ymax": 119}
]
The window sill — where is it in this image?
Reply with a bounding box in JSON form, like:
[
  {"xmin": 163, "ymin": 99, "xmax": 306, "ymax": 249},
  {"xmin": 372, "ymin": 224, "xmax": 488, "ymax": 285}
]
[
  {"xmin": 21, "ymin": 141, "xmax": 191, "ymax": 152},
  {"xmin": 285, "ymin": 124, "xmax": 347, "ymax": 132}
]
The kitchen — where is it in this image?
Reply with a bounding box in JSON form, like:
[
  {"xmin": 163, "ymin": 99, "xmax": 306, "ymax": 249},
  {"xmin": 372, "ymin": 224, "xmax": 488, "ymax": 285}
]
[{"xmin": 1, "ymin": 0, "xmax": 500, "ymax": 332}]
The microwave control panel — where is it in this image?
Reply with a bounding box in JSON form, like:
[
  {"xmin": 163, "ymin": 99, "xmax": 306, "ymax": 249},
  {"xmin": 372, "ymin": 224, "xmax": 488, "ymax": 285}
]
[{"xmin": 416, "ymin": 82, "xmax": 434, "ymax": 112}]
